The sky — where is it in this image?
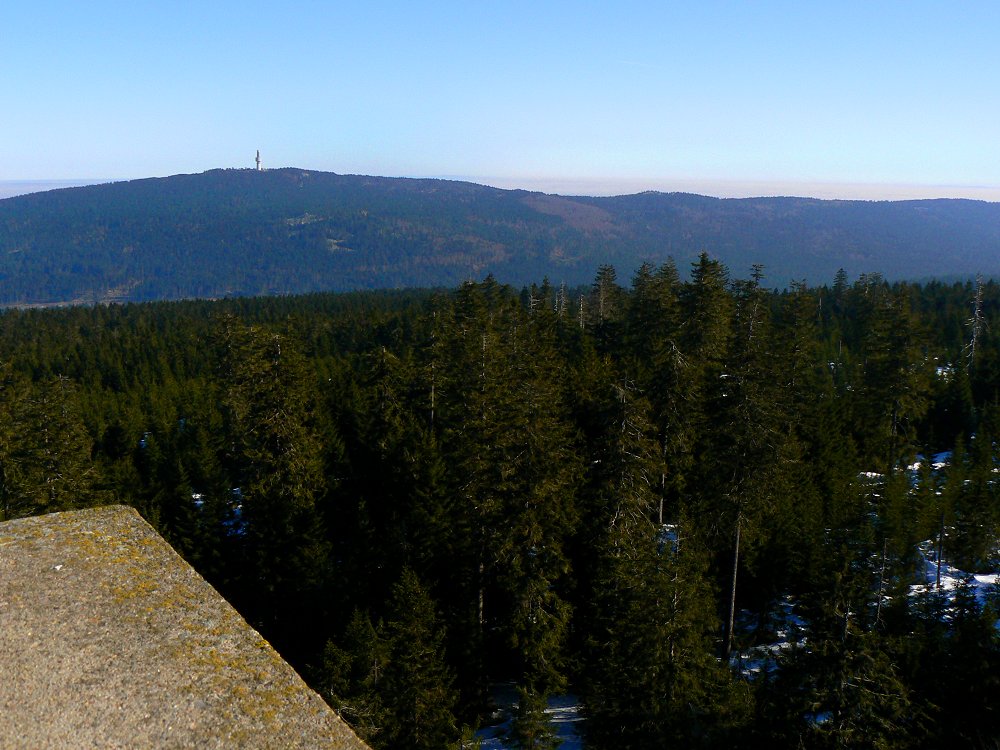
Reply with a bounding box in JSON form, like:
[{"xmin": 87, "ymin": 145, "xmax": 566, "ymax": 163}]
[{"xmin": 3, "ymin": 1, "xmax": 999, "ymax": 200}]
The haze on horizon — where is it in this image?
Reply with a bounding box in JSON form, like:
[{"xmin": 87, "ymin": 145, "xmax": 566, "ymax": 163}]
[
  {"xmin": 4, "ymin": 176, "xmax": 1000, "ymax": 204},
  {"xmin": 3, "ymin": 2, "xmax": 998, "ymax": 203}
]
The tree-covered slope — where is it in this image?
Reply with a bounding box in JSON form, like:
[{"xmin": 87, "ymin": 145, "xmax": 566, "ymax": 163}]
[{"xmin": 2, "ymin": 167, "xmax": 1000, "ymax": 304}]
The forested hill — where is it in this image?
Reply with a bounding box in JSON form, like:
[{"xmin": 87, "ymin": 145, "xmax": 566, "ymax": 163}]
[{"xmin": 2, "ymin": 167, "xmax": 1000, "ymax": 305}]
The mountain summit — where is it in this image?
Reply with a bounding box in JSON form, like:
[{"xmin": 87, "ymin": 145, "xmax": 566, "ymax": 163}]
[{"xmin": 2, "ymin": 168, "xmax": 999, "ymax": 305}]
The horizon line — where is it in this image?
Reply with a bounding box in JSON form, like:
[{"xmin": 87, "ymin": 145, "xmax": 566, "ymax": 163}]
[{"xmin": 2, "ymin": 172, "xmax": 999, "ymax": 203}]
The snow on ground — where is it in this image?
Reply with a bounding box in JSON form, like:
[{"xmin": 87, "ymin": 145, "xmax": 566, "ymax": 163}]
[
  {"xmin": 476, "ymin": 686, "xmax": 583, "ymax": 750},
  {"xmin": 733, "ymin": 535, "xmax": 1000, "ymax": 678},
  {"xmin": 732, "ymin": 595, "xmax": 808, "ymax": 677},
  {"xmin": 477, "ymin": 458, "xmax": 997, "ymax": 745},
  {"xmin": 907, "ymin": 451, "xmax": 953, "ymax": 474},
  {"xmin": 911, "ymin": 541, "xmax": 999, "ymax": 614}
]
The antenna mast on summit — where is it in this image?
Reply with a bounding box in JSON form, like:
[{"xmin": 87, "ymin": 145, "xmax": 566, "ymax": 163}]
[{"xmin": 255, "ymin": 150, "xmax": 262, "ymax": 171}]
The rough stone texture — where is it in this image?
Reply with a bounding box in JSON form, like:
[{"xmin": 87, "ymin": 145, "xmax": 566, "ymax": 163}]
[{"xmin": 0, "ymin": 506, "xmax": 369, "ymax": 749}]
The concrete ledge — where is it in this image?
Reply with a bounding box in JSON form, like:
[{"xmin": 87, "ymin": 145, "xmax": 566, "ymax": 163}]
[{"xmin": 0, "ymin": 506, "xmax": 368, "ymax": 749}]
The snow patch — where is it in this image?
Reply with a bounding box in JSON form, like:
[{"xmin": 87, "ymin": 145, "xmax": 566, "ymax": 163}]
[
  {"xmin": 732, "ymin": 596, "xmax": 808, "ymax": 678},
  {"xmin": 911, "ymin": 541, "xmax": 999, "ymax": 608},
  {"xmin": 476, "ymin": 686, "xmax": 583, "ymax": 749}
]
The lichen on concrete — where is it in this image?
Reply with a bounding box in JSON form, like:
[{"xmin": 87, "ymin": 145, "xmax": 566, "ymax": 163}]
[{"xmin": 0, "ymin": 505, "xmax": 368, "ymax": 749}]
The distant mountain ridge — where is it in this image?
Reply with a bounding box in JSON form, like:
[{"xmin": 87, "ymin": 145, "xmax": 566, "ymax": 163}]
[{"xmin": 1, "ymin": 167, "xmax": 998, "ymax": 305}]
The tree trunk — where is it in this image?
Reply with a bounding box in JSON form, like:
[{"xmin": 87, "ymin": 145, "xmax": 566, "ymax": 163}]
[
  {"xmin": 724, "ymin": 514, "xmax": 741, "ymax": 661},
  {"xmin": 936, "ymin": 511, "xmax": 945, "ymax": 588},
  {"xmin": 876, "ymin": 537, "xmax": 887, "ymax": 624}
]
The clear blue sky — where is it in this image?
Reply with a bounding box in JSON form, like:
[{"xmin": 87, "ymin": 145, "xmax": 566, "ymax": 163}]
[{"xmin": 3, "ymin": 1, "xmax": 999, "ymax": 199}]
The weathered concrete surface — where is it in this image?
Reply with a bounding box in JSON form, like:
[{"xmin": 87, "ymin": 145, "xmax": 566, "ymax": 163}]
[{"xmin": 0, "ymin": 506, "xmax": 368, "ymax": 749}]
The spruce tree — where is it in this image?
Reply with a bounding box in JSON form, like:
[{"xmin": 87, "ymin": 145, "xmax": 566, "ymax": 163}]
[
  {"xmin": 380, "ymin": 569, "xmax": 460, "ymax": 750},
  {"xmin": 216, "ymin": 315, "xmax": 329, "ymax": 650},
  {"xmin": 436, "ymin": 280, "xmax": 580, "ymax": 711},
  {"xmin": 766, "ymin": 632, "xmax": 916, "ymax": 749},
  {"xmin": 584, "ymin": 380, "xmax": 746, "ymax": 749},
  {"xmin": 319, "ymin": 610, "xmax": 389, "ymax": 746},
  {"xmin": 506, "ymin": 685, "xmax": 559, "ymax": 750},
  {"xmin": 693, "ymin": 266, "xmax": 784, "ymax": 659},
  {"xmin": 2, "ymin": 374, "xmax": 100, "ymax": 519}
]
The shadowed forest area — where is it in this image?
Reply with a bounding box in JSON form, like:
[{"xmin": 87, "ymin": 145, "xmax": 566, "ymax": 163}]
[{"xmin": 2, "ymin": 256, "xmax": 999, "ymax": 749}]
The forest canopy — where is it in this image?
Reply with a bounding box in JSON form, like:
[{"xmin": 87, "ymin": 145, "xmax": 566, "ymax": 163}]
[
  {"xmin": 4, "ymin": 169, "xmax": 1000, "ymax": 304},
  {"xmin": 2, "ymin": 258, "xmax": 999, "ymax": 749}
]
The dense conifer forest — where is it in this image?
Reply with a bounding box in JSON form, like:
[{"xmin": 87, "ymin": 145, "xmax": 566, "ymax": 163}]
[
  {"xmin": 3, "ymin": 257, "xmax": 1000, "ymax": 748},
  {"xmin": 5, "ymin": 169, "xmax": 1000, "ymax": 304}
]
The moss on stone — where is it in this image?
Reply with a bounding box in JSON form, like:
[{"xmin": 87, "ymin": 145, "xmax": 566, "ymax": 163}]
[{"xmin": 0, "ymin": 505, "xmax": 368, "ymax": 749}]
